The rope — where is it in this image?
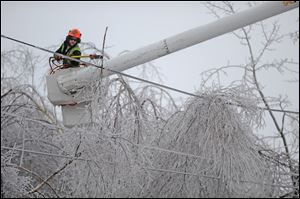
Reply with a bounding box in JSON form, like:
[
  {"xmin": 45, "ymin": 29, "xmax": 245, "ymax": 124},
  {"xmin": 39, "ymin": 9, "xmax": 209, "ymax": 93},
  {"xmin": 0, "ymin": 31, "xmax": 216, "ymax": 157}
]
[{"xmin": 1, "ymin": 34, "xmax": 299, "ymax": 115}]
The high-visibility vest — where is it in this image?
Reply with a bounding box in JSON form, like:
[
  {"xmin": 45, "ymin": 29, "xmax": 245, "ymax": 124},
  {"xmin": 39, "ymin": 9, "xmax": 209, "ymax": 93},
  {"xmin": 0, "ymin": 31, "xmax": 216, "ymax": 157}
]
[{"xmin": 61, "ymin": 44, "xmax": 81, "ymax": 67}]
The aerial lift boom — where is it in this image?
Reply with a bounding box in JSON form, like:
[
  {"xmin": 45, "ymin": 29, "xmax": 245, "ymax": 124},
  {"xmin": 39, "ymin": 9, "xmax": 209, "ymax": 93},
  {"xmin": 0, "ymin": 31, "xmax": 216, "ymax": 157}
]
[{"xmin": 46, "ymin": 1, "xmax": 299, "ymax": 127}]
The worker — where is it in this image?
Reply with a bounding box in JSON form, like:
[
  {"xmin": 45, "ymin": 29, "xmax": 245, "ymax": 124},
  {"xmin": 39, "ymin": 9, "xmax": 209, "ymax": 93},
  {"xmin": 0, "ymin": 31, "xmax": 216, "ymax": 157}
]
[
  {"xmin": 54, "ymin": 28, "xmax": 101, "ymax": 68},
  {"xmin": 54, "ymin": 28, "xmax": 82, "ymax": 68}
]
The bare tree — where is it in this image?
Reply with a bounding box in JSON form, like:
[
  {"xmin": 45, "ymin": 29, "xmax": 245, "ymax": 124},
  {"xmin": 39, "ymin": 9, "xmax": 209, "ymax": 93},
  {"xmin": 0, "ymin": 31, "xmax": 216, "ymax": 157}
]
[
  {"xmin": 202, "ymin": 1, "xmax": 299, "ymax": 197},
  {"xmin": 1, "ymin": 2, "xmax": 298, "ymax": 197}
]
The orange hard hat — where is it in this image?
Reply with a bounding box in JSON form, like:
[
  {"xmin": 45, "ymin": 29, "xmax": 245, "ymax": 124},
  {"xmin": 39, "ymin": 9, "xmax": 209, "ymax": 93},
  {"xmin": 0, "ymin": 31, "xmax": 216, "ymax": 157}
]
[{"xmin": 68, "ymin": 28, "xmax": 81, "ymax": 39}]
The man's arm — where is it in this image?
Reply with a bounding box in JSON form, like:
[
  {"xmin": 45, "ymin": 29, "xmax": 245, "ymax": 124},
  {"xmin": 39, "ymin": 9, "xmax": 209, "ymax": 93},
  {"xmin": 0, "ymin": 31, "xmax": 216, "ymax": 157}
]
[{"xmin": 54, "ymin": 44, "xmax": 63, "ymax": 60}]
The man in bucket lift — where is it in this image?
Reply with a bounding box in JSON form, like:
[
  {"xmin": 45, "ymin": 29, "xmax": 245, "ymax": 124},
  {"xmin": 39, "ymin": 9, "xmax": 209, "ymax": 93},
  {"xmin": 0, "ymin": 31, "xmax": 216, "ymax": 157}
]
[{"xmin": 54, "ymin": 28, "xmax": 101, "ymax": 68}]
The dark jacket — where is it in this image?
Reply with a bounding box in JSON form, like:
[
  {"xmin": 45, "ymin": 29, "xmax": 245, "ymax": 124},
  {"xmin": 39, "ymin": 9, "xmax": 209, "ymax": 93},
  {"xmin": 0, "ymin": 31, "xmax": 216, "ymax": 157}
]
[{"xmin": 55, "ymin": 40, "xmax": 81, "ymax": 67}]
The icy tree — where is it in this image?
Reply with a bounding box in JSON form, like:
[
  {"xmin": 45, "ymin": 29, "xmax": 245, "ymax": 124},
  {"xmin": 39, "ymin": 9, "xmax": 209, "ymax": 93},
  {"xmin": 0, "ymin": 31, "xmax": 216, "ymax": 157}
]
[
  {"xmin": 140, "ymin": 86, "xmax": 275, "ymax": 198},
  {"xmin": 1, "ymin": 48, "xmax": 62, "ymax": 198},
  {"xmin": 1, "ymin": 2, "xmax": 299, "ymax": 198},
  {"xmin": 1, "ymin": 44, "xmax": 177, "ymax": 197},
  {"xmin": 202, "ymin": 1, "xmax": 299, "ymax": 197}
]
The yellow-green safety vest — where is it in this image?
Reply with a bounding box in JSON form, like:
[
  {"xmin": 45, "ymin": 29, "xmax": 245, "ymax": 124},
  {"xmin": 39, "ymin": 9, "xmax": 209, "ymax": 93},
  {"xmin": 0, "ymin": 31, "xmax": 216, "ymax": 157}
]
[{"xmin": 61, "ymin": 44, "xmax": 81, "ymax": 67}]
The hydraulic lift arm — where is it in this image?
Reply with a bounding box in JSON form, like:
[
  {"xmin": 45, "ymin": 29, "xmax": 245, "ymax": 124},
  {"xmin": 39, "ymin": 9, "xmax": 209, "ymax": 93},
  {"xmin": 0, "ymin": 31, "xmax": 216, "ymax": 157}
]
[{"xmin": 46, "ymin": 1, "xmax": 299, "ymax": 127}]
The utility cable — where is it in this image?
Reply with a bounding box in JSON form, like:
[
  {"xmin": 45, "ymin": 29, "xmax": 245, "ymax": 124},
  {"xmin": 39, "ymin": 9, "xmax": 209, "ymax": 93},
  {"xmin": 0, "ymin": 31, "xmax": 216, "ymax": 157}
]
[{"xmin": 1, "ymin": 34, "xmax": 299, "ymax": 115}]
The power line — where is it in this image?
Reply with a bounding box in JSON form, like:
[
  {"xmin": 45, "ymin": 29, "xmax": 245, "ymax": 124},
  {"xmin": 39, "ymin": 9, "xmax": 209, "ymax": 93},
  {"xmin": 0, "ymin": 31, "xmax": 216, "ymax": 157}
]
[
  {"xmin": 0, "ymin": 34, "xmax": 200, "ymax": 98},
  {"xmin": 1, "ymin": 34, "xmax": 299, "ymax": 115}
]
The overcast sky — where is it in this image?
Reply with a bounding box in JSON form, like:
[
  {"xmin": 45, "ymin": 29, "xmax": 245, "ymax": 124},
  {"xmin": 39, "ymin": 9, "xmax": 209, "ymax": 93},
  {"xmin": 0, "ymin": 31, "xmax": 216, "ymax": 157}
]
[{"xmin": 1, "ymin": 1, "xmax": 299, "ymax": 119}]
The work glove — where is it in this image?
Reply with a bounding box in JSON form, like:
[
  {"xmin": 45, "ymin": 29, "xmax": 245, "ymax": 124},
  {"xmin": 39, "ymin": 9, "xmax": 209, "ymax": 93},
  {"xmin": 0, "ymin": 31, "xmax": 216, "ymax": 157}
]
[
  {"xmin": 89, "ymin": 54, "xmax": 103, "ymax": 59},
  {"xmin": 54, "ymin": 54, "xmax": 62, "ymax": 61}
]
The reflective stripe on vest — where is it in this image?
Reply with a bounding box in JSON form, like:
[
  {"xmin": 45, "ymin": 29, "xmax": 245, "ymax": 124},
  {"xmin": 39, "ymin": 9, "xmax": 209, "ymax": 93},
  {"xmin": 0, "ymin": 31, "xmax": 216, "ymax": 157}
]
[{"xmin": 64, "ymin": 45, "xmax": 81, "ymax": 66}]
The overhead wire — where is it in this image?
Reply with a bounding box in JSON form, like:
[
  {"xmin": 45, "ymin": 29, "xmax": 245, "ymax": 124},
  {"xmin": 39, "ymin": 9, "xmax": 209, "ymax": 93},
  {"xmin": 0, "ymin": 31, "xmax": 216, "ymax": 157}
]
[{"xmin": 1, "ymin": 34, "xmax": 299, "ymax": 115}]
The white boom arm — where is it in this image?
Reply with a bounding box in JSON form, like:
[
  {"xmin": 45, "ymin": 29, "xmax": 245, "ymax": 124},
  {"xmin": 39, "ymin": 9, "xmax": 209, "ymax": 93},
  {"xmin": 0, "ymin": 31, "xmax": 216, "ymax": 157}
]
[{"xmin": 46, "ymin": 1, "xmax": 299, "ymax": 127}]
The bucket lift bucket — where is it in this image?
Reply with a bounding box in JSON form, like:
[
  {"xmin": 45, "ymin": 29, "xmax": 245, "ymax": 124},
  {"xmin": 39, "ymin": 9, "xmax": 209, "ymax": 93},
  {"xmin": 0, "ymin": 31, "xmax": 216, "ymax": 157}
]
[{"xmin": 46, "ymin": 66, "xmax": 92, "ymax": 127}]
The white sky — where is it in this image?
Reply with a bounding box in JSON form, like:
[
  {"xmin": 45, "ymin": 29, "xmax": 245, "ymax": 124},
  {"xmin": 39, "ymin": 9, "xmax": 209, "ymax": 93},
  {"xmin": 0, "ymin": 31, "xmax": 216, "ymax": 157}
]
[{"xmin": 1, "ymin": 1, "xmax": 299, "ymax": 136}]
